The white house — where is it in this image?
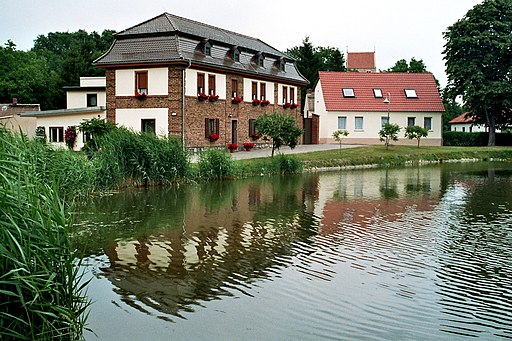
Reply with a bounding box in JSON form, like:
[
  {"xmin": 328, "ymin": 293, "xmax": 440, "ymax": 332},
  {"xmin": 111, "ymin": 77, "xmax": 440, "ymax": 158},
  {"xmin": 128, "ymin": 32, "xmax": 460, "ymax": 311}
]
[
  {"xmin": 21, "ymin": 77, "xmax": 106, "ymax": 150},
  {"xmin": 310, "ymin": 72, "xmax": 445, "ymax": 146},
  {"xmin": 448, "ymin": 112, "xmax": 488, "ymax": 132}
]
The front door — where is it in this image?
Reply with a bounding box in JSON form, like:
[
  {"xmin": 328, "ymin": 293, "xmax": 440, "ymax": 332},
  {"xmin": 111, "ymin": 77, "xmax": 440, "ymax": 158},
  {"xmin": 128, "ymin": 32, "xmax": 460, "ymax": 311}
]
[{"xmin": 231, "ymin": 120, "xmax": 238, "ymax": 144}]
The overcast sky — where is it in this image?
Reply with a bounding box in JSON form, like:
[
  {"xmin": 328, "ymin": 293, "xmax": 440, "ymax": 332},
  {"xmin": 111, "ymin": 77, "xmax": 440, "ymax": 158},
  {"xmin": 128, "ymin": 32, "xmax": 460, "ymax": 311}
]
[{"xmin": 1, "ymin": 0, "xmax": 482, "ymax": 87}]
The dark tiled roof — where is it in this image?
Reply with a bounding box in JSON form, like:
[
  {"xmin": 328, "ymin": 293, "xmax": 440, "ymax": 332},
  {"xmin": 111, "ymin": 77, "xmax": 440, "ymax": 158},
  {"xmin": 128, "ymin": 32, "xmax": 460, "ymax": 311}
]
[
  {"xmin": 319, "ymin": 72, "xmax": 444, "ymax": 112},
  {"xmin": 94, "ymin": 13, "xmax": 307, "ymax": 85}
]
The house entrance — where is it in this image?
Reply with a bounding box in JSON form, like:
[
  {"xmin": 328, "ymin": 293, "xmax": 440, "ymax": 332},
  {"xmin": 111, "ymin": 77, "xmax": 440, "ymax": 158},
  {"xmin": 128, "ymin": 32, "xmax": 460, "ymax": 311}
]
[{"xmin": 231, "ymin": 120, "xmax": 238, "ymax": 144}]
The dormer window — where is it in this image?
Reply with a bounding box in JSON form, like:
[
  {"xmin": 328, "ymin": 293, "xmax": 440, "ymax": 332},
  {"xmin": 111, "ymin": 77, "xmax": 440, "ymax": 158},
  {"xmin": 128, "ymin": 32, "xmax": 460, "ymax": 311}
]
[
  {"xmin": 276, "ymin": 58, "xmax": 286, "ymax": 71},
  {"xmin": 255, "ymin": 53, "xmax": 265, "ymax": 67},
  {"xmin": 203, "ymin": 41, "xmax": 212, "ymax": 56},
  {"xmin": 405, "ymin": 89, "xmax": 418, "ymax": 98},
  {"xmin": 231, "ymin": 48, "xmax": 240, "ymax": 62},
  {"xmin": 342, "ymin": 88, "xmax": 355, "ymax": 97},
  {"xmin": 373, "ymin": 88, "xmax": 383, "ymax": 98}
]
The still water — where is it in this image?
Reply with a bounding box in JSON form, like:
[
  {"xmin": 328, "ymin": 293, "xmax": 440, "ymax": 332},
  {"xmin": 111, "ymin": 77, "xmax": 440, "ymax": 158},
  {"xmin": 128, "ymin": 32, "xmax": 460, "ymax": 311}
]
[{"xmin": 75, "ymin": 162, "xmax": 512, "ymax": 340}]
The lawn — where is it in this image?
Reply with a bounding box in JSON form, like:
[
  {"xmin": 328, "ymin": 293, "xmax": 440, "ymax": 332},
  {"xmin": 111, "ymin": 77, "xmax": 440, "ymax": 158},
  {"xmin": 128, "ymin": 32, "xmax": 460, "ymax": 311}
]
[{"xmin": 237, "ymin": 145, "xmax": 512, "ymax": 170}]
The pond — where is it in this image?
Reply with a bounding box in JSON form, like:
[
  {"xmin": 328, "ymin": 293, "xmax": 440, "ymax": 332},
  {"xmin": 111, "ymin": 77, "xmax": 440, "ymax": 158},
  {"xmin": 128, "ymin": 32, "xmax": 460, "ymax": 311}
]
[{"xmin": 74, "ymin": 162, "xmax": 512, "ymax": 340}]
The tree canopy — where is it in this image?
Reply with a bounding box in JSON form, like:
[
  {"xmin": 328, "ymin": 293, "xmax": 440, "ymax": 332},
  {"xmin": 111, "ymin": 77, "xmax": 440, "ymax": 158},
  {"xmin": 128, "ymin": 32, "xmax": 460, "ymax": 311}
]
[
  {"xmin": 383, "ymin": 57, "xmax": 429, "ymax": 73},
  {"xmin": 443, "ymin": 0, "xmax": 512, "ymax": 146},
  {"xmin": 0, "ymin": 30, "xmax": 114, "ymax": 110},
  {"xmin": 286, "ymin": 37, "xmax": 346, "ymax": 109},
  {"xmin": 255, "ymin": 112, "xmax": 303, "ymax": 157}
]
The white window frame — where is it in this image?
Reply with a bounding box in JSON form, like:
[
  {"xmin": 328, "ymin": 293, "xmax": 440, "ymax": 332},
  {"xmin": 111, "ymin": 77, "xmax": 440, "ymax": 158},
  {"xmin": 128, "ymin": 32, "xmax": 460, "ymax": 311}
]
[
  {"xmin": 354, "ymin": 116, "xmax": 364, "ymax": 130},
  {"xmin": 338, "ymin": 116, "xmax": 347, "ymax": 130},
  {"xmin": 405, "ymin": 89, "xmax": 417, "ymax": 98},
  {"xmin": 373, "ymin": 88, "xmax": 383, "ymax": 98},
  {"xmin": 343, "ymin": 88, "xmax": 355, "ymax": 97},
  {"xmin": 424, "ymin": 117, "xmax": 432, "ymax": 131}
]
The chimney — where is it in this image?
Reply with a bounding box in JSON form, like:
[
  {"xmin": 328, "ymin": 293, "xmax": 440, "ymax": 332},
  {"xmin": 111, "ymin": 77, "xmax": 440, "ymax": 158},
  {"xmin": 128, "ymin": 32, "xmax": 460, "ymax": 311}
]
[{"xmin": 12, "ymin": 98, "xmax": 17, "ymax": 106}]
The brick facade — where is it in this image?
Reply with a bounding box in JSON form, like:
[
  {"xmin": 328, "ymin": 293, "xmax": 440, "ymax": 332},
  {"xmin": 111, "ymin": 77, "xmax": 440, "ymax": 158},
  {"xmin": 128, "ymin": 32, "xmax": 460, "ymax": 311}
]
[{"xmin": 106, "ymin": 65, "xmax": 303, "ymax": 149}]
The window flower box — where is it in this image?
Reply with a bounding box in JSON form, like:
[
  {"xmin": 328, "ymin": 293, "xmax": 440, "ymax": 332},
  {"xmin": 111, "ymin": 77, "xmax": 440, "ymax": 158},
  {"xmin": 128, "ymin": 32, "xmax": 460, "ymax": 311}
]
[
  {"xmin": 198, "ymin": 93, "xmax": 209, "ymax": 101},
  {"xmin": 243, "ymin": 142, "xmax": 254, "ymax": 151},
  {"xmin": 283, "ymin": 102, "xmax": 291, "ymax": 108},
  {"xmin": 290, "ymin": 103, "xmax": 298, "ymax": 109},
  {"xmin": 260, "ymin": 100, "xmax": 270, "ymax": 106},
  {"xmin": 135, "ymin": 91, "xmax": 147, "ymax": 100},
  {"xmin": 208, "ymin": 133, "xmax": 220, "ymax": 142},
  {"xmin": 250, "ymin": 133, "xmax": 261, "ymax": 141},
  {"xmin": 232, "ymin": 96, "xmax": 243, "ymax": 104},
  {"xmin": 208, "ymin": 94, "xmax": 219, "ymax": 102},
  {"xmin": 227, "ymin": 143, "xmax": 238, "ymax": 152},
  {"xmin": 252, "ymin": 99, "xmax": 261, "ymax": 106}
]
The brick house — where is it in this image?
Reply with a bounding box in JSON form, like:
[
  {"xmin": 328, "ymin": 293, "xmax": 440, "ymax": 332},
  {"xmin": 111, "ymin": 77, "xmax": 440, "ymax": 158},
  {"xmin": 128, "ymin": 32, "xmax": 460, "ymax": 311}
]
[
  {"xmin": 93, "ymin": 13, "xmax": 308, "ymax": 150},
  {"xmin": 310, "ymin": 72, "xmax": 444, "ymax": 146}
]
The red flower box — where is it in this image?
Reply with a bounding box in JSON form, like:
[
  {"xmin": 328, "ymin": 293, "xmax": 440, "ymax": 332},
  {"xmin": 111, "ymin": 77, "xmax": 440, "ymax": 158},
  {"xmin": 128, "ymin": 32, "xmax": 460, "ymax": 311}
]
[
  {"xmin": 208, "ymin": 94, "xmax": 219, "ymax": 102},
  {"xmin": 260, "ymin": 100, "xmax": 270, "ymax": 106},
  {"xmin": 232, "ymin": 96, "xmax": 243, "ymax": 104},
  {"xmin": 252, "ymin": 99, "xmax": 261, "ymax": 106},
  {"xmin": 290, "ymin": 103, "xmax": 298, "ymax": 109},
  {"xmin": 208, "ymin": 133, "xmax": 220, "ymax": 142},
  {"xmin": 198, "ymin": 93, "xmax": 209, "ymax": 101},
  {"xmin": 283, "ymin": 102, "xmax": 291, "ymax": 108},
  {"xmin": 135, "ymin": 91, "xmax": 147, "ymax": 100}
]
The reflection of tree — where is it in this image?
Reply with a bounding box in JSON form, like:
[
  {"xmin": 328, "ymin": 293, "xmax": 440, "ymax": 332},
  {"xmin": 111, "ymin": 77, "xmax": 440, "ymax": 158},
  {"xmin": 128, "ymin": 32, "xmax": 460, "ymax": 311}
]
[{"xmin": 379, "ymin": 169, "xmax": 399, "ymax": 199}]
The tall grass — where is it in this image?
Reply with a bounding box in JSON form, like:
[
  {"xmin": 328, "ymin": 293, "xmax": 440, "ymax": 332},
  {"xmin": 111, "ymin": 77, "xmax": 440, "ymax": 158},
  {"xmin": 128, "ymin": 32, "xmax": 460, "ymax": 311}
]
[
  {"xmin": 91, "ymin": 127, "xmax": 190, "ymax": 188},
  {"xmin": 0, "ymin": 128, "xmax": 90, "ymax": 340},
  {"xmin": 197, "ymin": 148, "xmax": 236, "ymax": 179}
]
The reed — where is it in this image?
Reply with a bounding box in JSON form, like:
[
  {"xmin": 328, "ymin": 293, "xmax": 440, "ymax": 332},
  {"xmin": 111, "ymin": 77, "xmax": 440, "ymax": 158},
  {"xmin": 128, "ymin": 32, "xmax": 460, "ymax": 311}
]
[
  {"xmin": 0, "ymin": 128, "xmax": 90, "ymax": 340},
  {"xmin": 91, "ymin": 127, "xmax": 190, "ymax": 188}
]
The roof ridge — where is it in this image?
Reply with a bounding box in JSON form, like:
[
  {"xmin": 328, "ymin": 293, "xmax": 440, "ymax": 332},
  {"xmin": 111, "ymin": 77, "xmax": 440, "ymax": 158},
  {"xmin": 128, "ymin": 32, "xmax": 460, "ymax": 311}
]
[
  {"xmin": 164, "ymin": 13, "xmax": 178, "ymax": 31},
  {"xmin": 116, "ymin": 13, "xmax": 172, "ymax": 36}
]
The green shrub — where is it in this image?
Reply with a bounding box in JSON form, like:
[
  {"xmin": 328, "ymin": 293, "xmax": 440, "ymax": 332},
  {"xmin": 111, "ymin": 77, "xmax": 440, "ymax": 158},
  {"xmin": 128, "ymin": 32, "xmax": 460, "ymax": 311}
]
[
  {"xmin": 443, "ymin": 131, "xmax": 488, "ymax": 146},
  {"xmin": 270, "ymin": 154, "xmax": 304, "ymax": 174},
  {"xmin": 197, "ymin": 148, "xmax": 236, "ymax": 179}
]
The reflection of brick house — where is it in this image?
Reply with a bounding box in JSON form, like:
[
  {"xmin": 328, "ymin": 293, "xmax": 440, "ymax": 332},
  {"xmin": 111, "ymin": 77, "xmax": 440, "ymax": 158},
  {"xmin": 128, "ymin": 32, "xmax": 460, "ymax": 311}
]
[{"xmin": 93, "ymin": 13, "xmax": 308, "ymax": 149}]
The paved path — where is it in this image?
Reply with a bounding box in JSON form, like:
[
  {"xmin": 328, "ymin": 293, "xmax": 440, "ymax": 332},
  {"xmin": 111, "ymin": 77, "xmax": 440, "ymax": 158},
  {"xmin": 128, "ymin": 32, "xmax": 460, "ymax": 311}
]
[{"xmin": 191, "ymin": 144, "xmax": 362, "ymax": 161}]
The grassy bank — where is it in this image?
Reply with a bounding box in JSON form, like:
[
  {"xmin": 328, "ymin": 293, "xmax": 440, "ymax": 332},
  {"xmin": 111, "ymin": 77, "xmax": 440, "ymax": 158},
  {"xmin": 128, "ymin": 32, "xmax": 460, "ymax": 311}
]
[{"xmin": 236, "ymin": 145, "xmax": 512, "ymax": 172}]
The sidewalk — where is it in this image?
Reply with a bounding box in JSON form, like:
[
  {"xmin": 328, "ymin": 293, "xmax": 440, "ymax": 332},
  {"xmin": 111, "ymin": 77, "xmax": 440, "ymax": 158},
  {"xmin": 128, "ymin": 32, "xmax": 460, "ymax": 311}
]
[{"xmin": 192, "ymin": 144, "xmax": 361, "ymax": 162}]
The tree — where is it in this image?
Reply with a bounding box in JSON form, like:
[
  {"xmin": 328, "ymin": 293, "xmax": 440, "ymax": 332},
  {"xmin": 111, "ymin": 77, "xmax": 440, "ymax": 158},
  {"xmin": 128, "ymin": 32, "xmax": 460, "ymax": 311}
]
[
  {"xmin": 405, "ymin": 125, "xmax": 429, "ymax": 148},
  {"xmin": 383, "ymin": 57, "xmax": 428, "ymax": 73},
  {"xmin": 332, "ymin": 129, "xmax": 349, "ymax": 151},
  {"xmin": 255, "ymin": 112, "xmax": 303, "ymax": 157},
  {"xmin": 443, "ymin": 0, "xmax": 512, "ymax": 146},
  {"xmin": 286, "ymin": 38, "xmax": 346, "ymax": 110},
  {"xmin": 378, "ymin": 123, "xmax": 400, "ymax": 149}
]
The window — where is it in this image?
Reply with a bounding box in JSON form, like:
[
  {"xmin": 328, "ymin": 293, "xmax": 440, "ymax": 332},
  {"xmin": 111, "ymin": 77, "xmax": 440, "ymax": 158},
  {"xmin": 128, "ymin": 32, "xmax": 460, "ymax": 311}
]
[
  {"xmin": 290, "ymin": 88, "xmax": 295, "ymax": 104},
  {"xmin": 204, "ymin": 42, "xmax": 212, "ymax": 56},
  {"xmin": 355, "ymin": 117, "xmax": 364, "ymax": 130},
  {"xmin": 260, "ymin": 83, "xmax": 266, "ymax": 100},
  {"xmin": 381, "ymin": 116, "xmax": 389, "ymax": 128},
  {"xmin": 49, "ymin": 127, "xmax": 64, "ymax": 142},
  {"xmin": 252, "ymin": 81, "xmax": 258, "ymax": 100},
  {"xmin": 424, "ymin": 117, "xmax": 432, "ymax": 131},
  {"xmin": 278, "ymin": 58, "xmax": 285, "ymax": 71},
  {"xmin": 197, "ymin": 73, "xmax": 205, "ymax": 94},
  {"xmin": 337, "ymin": 116, "xmax": 347, "ymax": 129},
  {"xmin": 405, "ymin": 89, "xmax": 417, "ymax": 98},
  {"xmin": 141, "ymin": 119, "xmax": 156, "ymax": 134},
  {"xmin": 205, "ymin": 118, "xmax": 220, "ymax": 137},
  {"xmin": 249, "ymin": 119, "xmax": 256, "ymax": 137},
  {"xmin": 256, "ymin": 53, "xmax": 265, "ymax": 67},
  {"xmin": 135, "ymin": 71, "xmax": 148, "ymax": 95},
  {"xmin": 343, "ymin": 88, "xmax": 355, "ymax": 97},
  {"xmin": 282, "ymin": 86, "xmax": 288, "ymax": 103},
  {"xmin": 87, "ymin": 94, "xmax": 97, "ymax": 107},
  {"xmin": 373, "ymin": 88, "xmax": 383, "ymax": 98},
  {"xmin": 408, "ymin": 117, "xmax": 416, "ymax": 127},
  {"xmin": 208, "ymin": 75, "xmax": 216, "ymax": 95},
  {"xmin": 232, "ymin": 48, "xmax": 240, "ymax": 62},
  {"xmin": 232, "ymin": 79, "xmax": 239, "ymax": 98},
  {"xmin": 462, "ymin": 127, "xmax": 466, "ymax": 132}
]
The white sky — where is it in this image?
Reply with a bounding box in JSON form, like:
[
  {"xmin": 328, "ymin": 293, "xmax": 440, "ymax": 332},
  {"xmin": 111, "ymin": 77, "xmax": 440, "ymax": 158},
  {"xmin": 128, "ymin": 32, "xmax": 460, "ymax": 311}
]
[{"xmin": 0, "ymin": 0, "xmax": 482, "ymax": 88}]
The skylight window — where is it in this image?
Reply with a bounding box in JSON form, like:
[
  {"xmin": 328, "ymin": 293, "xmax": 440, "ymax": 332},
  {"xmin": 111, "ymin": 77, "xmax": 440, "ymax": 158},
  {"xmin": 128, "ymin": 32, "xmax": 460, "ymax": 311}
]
[
  {"xmin": 405, "ymin": 89, "xmax": 418, "ymax": 98},
  {"xmin": 342, "ymin": 88, "xmax": 355, "ymax": 97},
  {"xmin": 373, "ymin": 88, "xmax": 383, "ymax": 98}
]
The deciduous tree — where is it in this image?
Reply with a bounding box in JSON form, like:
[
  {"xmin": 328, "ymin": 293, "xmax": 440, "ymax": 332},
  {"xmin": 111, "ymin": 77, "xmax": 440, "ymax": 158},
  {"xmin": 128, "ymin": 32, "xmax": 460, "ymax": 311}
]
[
  {"xmin": 255, "ymin": 112, "xmax": 303, "ymax": 157},
  {"xmin": 443, "ymin": 0, "xmax": 512, "ymax": 146}
]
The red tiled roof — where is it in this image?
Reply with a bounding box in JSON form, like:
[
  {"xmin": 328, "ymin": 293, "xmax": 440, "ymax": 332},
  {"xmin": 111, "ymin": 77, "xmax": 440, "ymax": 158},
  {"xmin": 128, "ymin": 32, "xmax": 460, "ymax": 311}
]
[
  {"xmin": 448, "ymin": 112, "xmax": 474, "ymax": 124},
  {"xmin": 347, "ymin": 52, "xmax": 375, "ymax": 70},
  {"xmin": 319, "ymin": 72, "xmax": 445, "ymax": 112}
]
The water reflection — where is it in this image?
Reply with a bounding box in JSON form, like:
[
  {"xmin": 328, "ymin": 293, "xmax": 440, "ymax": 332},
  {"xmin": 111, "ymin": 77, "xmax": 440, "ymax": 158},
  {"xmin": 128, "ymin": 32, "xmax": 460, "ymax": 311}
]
[{"xmin": 75, "ymin": 163, "xmax": 512, "ymax": 340}]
